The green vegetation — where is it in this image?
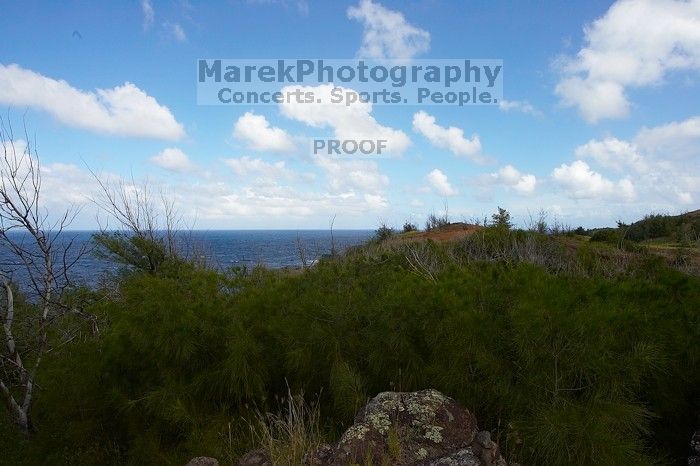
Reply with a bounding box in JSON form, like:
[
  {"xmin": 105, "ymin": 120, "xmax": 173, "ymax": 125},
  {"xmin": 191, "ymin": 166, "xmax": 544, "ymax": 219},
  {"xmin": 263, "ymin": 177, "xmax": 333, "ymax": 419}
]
[
  {"xmin": 490, "ymin": 206, "xmax": 513, "ymax": 230},
  {"xmin": 402, "ymin": 222, "xmax": 418, "ymax": 233},
  {"xmin": 374, "ymin": 223, "xmax": 396, "ymax": 242},
  {"xmin": 1, "ymin": 212, "xmax": 699, "ymax": 465},
  {"xmin": 589, "ymin": 210, "xmax": 700, "ymax": 247},
  {"xmin": 425, "ymin": 212, "xmax": 450, "ymax": 231}
]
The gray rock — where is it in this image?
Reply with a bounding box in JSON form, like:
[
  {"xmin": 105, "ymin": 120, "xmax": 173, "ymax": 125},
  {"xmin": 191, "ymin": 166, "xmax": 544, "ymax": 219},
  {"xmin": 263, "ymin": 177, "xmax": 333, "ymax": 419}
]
[
  {"xmin": 237, "ymin": 448, "xmax": 271, "ymax": 466},
  {"xmin": 418, "ymin": 447, "xmax": 482, "ymax": 465},
  {"xmin": 238, "ymin": 389, "xmax": 513, "ymax": 466},
  {"xmin": 185, "ymin": 457, "xmax": 219, "ymax": 466},
  {"xmin": 304, "ymin": 443, "xmax": 333, "ymax": 465}
]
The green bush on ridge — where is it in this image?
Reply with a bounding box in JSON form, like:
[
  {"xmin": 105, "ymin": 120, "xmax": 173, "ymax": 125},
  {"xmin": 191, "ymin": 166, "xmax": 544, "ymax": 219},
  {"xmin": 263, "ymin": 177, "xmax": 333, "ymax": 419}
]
[{"xmin": 1, "ymin": 228, "xmax": 699, "ymax": 465}]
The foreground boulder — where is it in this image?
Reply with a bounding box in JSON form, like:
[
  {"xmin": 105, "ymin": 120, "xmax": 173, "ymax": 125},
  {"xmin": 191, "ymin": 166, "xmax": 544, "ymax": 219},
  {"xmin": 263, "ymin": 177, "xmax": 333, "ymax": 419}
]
[
  {"xmin": 186, "ymin": 457, "xmax": 219, "ymax": 466},
  {"xmin": 316, "ymin": 389, "xmax": 494, "ymax": 465},
  {"xmin": 233, "ymin": 389, "xmax": 515, "ymax": 465},
  {"xmin": 238, "ymin": 449, "xmax": 271, "ymax": 466},
  {"xmin": 312, "ymin": 389, "xmax": 512, "ymax": 465}
]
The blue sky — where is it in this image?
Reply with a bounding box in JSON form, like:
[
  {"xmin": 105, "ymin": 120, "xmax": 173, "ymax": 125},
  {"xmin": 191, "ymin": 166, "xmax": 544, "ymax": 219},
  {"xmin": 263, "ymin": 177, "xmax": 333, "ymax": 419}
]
[{"xmin": 0, "ymin": 0, "xmax": 698, "ymax": 229}]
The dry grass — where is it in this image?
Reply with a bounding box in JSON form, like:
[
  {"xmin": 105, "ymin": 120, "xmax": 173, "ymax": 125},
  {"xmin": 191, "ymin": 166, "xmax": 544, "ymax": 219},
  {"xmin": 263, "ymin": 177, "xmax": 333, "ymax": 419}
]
[{"xmin": 247, "ymin": 389, "xmax": 323, "ymax": 465}]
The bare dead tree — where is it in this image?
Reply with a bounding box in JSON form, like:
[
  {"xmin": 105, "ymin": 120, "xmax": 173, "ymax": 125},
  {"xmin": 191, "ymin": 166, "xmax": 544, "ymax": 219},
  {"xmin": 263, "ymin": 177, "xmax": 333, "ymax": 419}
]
[
  {"xmin": 329, "ymin": 214, "xmax": 337, "ymax": 257},
  {"xmin": 296, "ymin": 234, "xmax": 309, "ymax": 268},
  {"xmin": 0, "ymin": 118, "xmax": 89, "ymax": 434},
  {"xmin": 89, "ymin": 172, "xmax": 186, "ymax": 273},
  {"xmin": 403, "ymin": 242, "xmax": 439, "ymax": 282}
]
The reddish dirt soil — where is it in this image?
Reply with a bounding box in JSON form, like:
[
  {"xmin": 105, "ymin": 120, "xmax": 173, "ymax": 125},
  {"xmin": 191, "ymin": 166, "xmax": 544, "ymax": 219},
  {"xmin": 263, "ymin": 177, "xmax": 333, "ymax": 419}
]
[{"xmin": 399, "ymin": 223, "xmax": 483, "ymax": 243}]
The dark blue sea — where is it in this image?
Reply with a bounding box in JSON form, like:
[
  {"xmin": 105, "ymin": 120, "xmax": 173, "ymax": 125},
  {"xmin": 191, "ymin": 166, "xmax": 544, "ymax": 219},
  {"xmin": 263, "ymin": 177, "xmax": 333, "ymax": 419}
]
[{"xmin": 0, "ymin": 230, "xmax": 373, "ymax": 288}]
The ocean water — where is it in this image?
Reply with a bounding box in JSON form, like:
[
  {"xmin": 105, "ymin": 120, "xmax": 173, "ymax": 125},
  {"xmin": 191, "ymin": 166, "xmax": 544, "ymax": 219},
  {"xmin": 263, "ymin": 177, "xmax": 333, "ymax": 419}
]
[{"xmin": 0, "ymin": 230, "xmax": 374, "ymax": 288}]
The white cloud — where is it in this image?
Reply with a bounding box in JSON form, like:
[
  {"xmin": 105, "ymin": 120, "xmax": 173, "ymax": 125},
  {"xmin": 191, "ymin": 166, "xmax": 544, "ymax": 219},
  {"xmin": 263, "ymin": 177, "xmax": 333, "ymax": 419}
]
[
  {"xmin": 574, "ymin": 137, "xmax": 646, "ymax": 172},
  {"xmin": 40, "ymin": 162, "xmax": 101, "ymax": 206},
  {"xmin": 498, "ymin": 100, "xmax": 541, "ymax": 116},
  {"xmin": 678, "ymin": 192, "xmax": 694, "ymax": 204},
  {"xmin": 141, "ymin": 0, "xmax": 155, "ymax": 30},
  {"xmin": 552, "ymin": 160, "xmax": 635, "ymax": 201},
  {"xmin": 363, "ymin": 193, "xmax": 389, "ymax": 210},
  {"xmin": 412, "ymin": 111, "xmax": 485, "ymax": 163},
  {"xmin": 151, "ymin": 148, "xmax": 197, "ymax": 173},
  {"xmin": 176, "ymin": 178, "xmax": 388, "ymax": 221},
  {"xmin": 314, "ymin": 155, "xmax": 388, "ymax": 194},
  {"xmin": 555, "ymin": 0, "xmax": 700, "ymax": 122},
  {"xmin": 555, "ymin": 78, "xmax": 628, "ymax": 123},
  {"xmin": 280, "ymin": 84, "xmax": 411, "ymax": 155},
  {"xmin": 1, "ymin": 138, "xmax": 388, "ymax": 228},
  {"xmin": 426, "ymin": 169, "xmax": 457, "ymax": 197},
  {"xmin": 0, "ymin": 140, "xmax": 109, "ymax": 221},
  {"xmin": 569, "ymin": 116, "xmax": 700, "ymax": 207},
  {"xmin": 224, "ymin": 156, "xmax": 301, "ymax": 181},
  {"xmin": 489, "ymin": 165, "xmax": 537, "ymax": 194},
  {"xmin": 634, "ymin": 115, "xmax": 700, "ymax": 157},
  {"xmin": 0, "ymin": 64, "xmax": 185, "ymax": 140},
  {"xmin": 347, "ymin": 0, "xmax": 430, "ymax": 59},
  {"xmin": 13, "ymin": 157, "xmax": 387, "ymax": 228},
  {"xmin": 164, "ymin": 22, "xmax": 187, "ymax": 42},
  {"xmin": 233, "ymin": 112, "xmax": 296, "ymax": 152}
]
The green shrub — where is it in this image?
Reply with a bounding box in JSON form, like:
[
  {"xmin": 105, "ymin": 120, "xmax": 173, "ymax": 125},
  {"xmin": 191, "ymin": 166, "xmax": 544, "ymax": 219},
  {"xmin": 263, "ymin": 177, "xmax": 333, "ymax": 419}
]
[
  {"xmin": 402, "ymin": 222, "xmax": 418, "ymax": 233},
  {"xmin": 590, "ymin": 228, "xmax": 622, "ymax": 244},
  {"xmin": 374, "ymin": 224, "xmax": 395, "ymax": 242},
  {"xmin": 3, "ymin": 236, "xmax": 699, "ymax": 465}
]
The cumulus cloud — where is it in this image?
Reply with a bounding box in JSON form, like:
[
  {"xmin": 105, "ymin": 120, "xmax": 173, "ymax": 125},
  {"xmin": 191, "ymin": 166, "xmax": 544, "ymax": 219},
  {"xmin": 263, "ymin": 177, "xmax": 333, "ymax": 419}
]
[
  {"xmin": 150, "ymin": 148, "xmax": 197, "ymax": 173},
  {"xmin": 177, "ymin": 172, "xmax": 388, "ymax": 221},
  {"xmin": 0, "ymin": 141, "xmax": 109, "ymax": 222},
  {"xmin": 0, "ymin": 140, "xmax": 91, "ymax": 209},
  {"xmin": 314, "ymin": 155, "xmax": 389, "ymax": 194},
  {"xmin": 498, "ymin": 100, "xmax": 541, "ymax": 116},
  {"xmin": 426, "ymin": 169, "xmax": 457, "ymax": 197},
  {"xmin": 40, "ymin": 163, "xmax": 103, "ymax": 207},
  {"xmin": 569, "ymin": 115, "xmax": 700, "ymax": 206},
  {"xmin": 412, "ymin": 111, "xmax": 485, "ymax": 163},
  {"xmin": 347, "ymin": 0, "xmax": 430, "ymax": 59},
  {"xmin": 574, "ymin": 137, "xmax": 647, "ymax": 173},
  {"xmin": 22, "ymin": 159, "xmax": 386, "ymax": 227},
  {"xmin": 280, "ymin": 84, "xmax": 411, "ymax": 155},
  {"xmin": 233, "ymin": 112, "xmax": 296, "ymax": 152},
  {"xmin": 0, "ymin": 64, "xmax": 185, "ymax": 140},
  {"xmin": 1, "ymin": 136, "xmax": 388, "ymax": 228},
  {"xmin": 184, "ymin": 184, "xmax": 388, "ymax": 220},
  {"xmin": 224, "ymin": 156, "xmax": 302, "ymax": 182},
  {"xmin": 634, "ymin": 115, "xmax": 700, "ymax": 158},
  {"xmin": 555, "ymin": 0, "xmax": 700, "ymax": 122},
  {"xmin": 141, "ymin": 0, "xmax": 155, "ymax": 30},
  {"xmin": 488, "ymin": 165, "xmax": 537, "ymax": 194},
  {"xmin": 552, "ymin": 160, "xmax": 635, "ymax": 201}
]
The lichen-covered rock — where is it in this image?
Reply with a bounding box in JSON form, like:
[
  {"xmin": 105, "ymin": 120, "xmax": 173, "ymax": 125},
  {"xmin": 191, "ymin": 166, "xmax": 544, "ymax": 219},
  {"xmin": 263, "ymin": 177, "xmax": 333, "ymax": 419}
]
[
  {"xmin": 416, "ymin": 447, "xmax": 482, "ymax": 465},
  {"xmin": 185, "ymin": 457, "xmax": 219, "ymax": 466},
  {"xmin": 304, "ymin": 443, "xmax": 334, "ymax": 465},
  {"xmin": 315, "ymin": 389, "xmax": 506, "ymax": 465},
  {"xmin": 334, "ymin": 389, "xmax": 476, "ymax": 464},
  {"xmin": 471, "ymin": 431, "xmax": 507, "ymax": 466},
  {"xmin": 237, "ymin": 449, "xmax": 271, "ymax": 466},
  {"xmin": 238, "ymin": 390, "xmax": 513, "ymax": 466}
]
